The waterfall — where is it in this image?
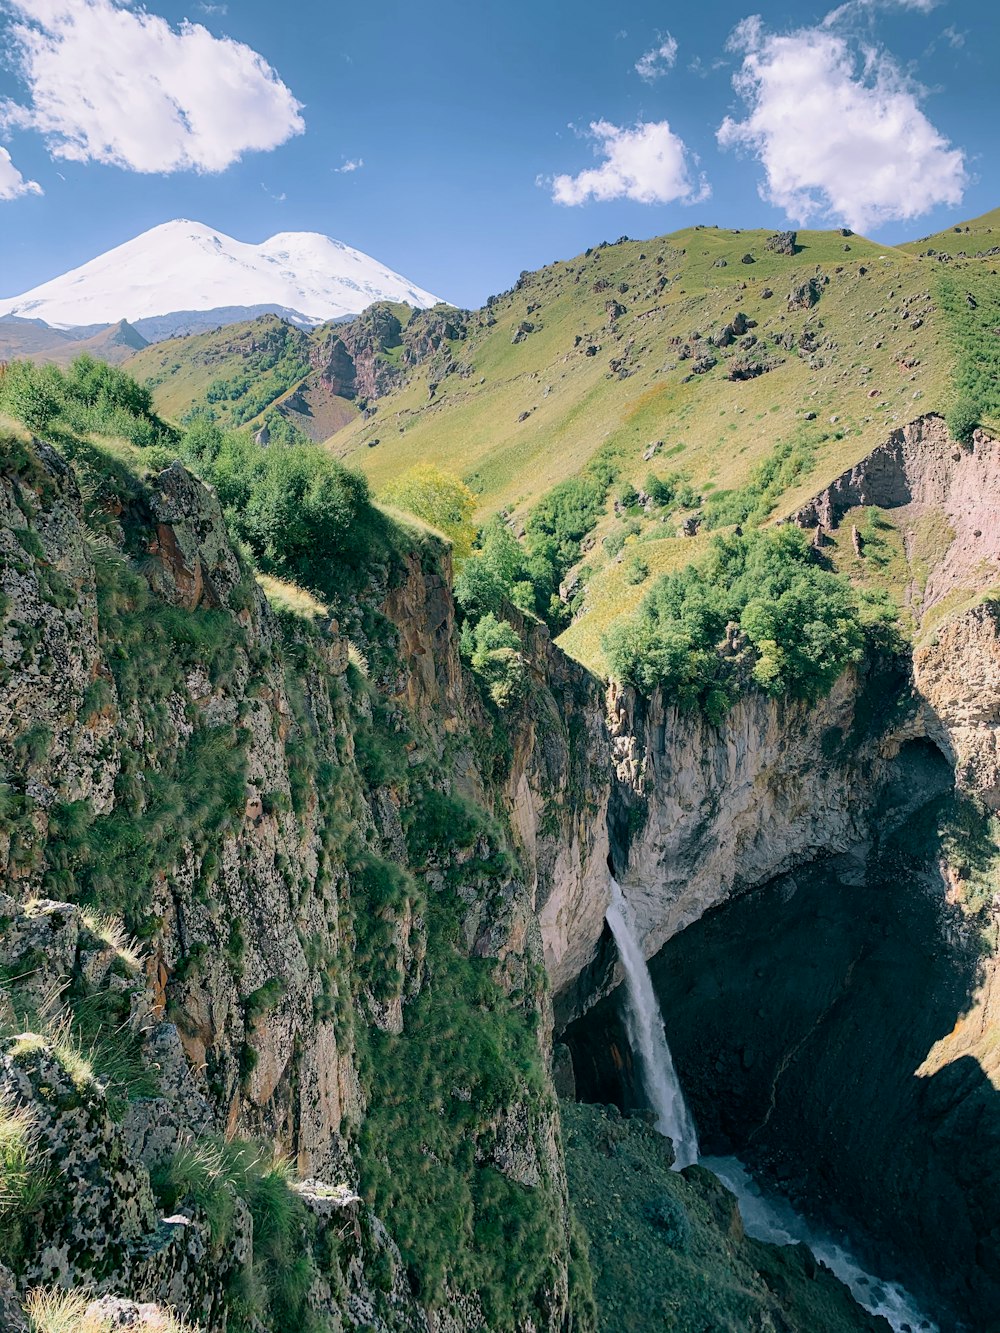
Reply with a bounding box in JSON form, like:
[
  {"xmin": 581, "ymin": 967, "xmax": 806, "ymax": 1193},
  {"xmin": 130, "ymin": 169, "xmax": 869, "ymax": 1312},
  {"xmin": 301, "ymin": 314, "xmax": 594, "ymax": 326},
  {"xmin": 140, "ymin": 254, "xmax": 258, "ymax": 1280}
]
[
  {"xmin": 605, "ymin": 879, "xmax": 700, "ymax": 1168},
  {"xmin": 603, "ymin": 877, "xmax": 936, "ymax": 1332}
]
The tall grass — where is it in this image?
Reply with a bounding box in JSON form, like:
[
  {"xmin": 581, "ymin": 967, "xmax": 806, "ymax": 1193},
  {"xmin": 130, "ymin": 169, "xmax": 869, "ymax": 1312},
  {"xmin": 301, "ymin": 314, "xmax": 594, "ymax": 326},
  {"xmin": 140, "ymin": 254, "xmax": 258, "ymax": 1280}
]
[{"xmin": 24, "ymin": 1288, "xmax": 199, "ymax": 1333}]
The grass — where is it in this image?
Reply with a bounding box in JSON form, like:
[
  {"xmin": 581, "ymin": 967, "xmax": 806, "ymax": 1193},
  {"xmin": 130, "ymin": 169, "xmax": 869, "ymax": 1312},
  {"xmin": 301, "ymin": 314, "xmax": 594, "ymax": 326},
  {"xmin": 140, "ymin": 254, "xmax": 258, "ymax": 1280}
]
[
  {"xmin": 0, "ymin": 931, "xmax": 157, "ymax": 1121},
  {"xmin": 24, "ymin": 1289, "xmax": 198, "ymax": 1333},
  {"xmin": 0, "ymin": 1096, "xmax": 48, "ymax": 1269},
  {"xmin": 151, "ymin": 1136, "xmax": 323, "ymax": 1333},
  {"xmin": 256, "ymin": 572, "xmax": 329, "ymax": 620}
]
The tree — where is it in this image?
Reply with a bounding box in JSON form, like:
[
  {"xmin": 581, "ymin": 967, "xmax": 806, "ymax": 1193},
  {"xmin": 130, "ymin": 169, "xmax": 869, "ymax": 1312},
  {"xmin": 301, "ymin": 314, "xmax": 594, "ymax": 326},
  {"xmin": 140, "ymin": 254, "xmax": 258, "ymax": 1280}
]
[
  {"xmin": 947, "ymin": 395, "xmax": 981, "ymax": 445},
  {"xmin": 465, "ymin": 613, "xmax": 527, "ymax": 708},
  {"xmin": 382, "ymin": 464, "xmax": 477, "ymax": 561},
  {"xmin": 0, "ymin": 362, "xmax": 61, "ymax": 434}
]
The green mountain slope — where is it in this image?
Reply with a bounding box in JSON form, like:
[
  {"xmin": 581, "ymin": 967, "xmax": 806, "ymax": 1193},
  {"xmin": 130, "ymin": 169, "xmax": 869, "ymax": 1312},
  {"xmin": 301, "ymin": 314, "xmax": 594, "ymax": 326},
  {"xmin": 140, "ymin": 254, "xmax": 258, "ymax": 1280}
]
[
  {"xmin": 328, "ymin": 223, "xmax": 948, "ymax": 509},
  {"xmin": 129, "ymin": 301, "xmax": 463, "ymax": 444},
  {"xmin": 321, "ymin": 214, "xmax": 996, "ymax": 665},
  {"xmin": 124, "ymin": 210, "xmax": 1000, "ymax": 674}
]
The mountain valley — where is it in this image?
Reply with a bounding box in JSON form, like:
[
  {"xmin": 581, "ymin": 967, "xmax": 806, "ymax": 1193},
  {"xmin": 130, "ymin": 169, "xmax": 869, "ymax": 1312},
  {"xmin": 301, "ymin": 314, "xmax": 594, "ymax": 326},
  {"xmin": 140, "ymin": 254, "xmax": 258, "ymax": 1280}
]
[{"xmin": 0, "ymin": 207, "xmax": 998, "ymax": 1333}]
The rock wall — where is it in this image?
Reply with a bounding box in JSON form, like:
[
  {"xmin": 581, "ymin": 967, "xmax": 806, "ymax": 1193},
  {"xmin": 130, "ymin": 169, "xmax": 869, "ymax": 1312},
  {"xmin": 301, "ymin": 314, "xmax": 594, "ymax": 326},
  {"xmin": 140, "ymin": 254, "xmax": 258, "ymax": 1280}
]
[
  {"xmin": 792, "ymin": 412, "xmax": 1000, "ymax": 618},
  {"xmin": 605, "ymin": 668, "xmax": 896, "ymax": 965},
  {"xmin": 0, "ymin": 434, "xmax": 600, "ymax": 1331}
]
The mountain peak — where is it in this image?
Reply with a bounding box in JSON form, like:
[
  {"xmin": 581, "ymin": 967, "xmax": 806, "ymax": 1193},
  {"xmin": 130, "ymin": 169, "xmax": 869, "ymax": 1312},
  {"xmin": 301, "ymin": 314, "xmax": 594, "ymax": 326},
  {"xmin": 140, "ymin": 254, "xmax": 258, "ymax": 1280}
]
[{"xmin": 0, "ymin": 222, "xmax": 443, "ymax": 335}]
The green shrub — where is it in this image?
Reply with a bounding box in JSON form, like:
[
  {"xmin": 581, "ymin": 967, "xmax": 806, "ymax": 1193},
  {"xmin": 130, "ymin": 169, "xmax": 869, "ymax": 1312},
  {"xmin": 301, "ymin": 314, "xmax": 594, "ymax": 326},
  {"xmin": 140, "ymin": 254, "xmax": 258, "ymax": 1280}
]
[
  {"xmin": 244, "ymin": 977, "xmax": 286, "ymax": 1026},
  {"xmin": 644, "ymin": 1194, "xmax": 692, "ymax": 1250},
  {"xmin": 604, "ymin": 526, "xmax": 883, "ymax": 717},
  {"xmin": 153, "ymin": 1137, "xmax": 320, "ymax": 1333},
  {"xmin": 946, "ymin": 395, "xmax": 981, "ymax": 444},
  {"xmin": 623, "ymin": 554, "xmax": 649, "ymax": 585},
  {"xmin": 0, "ymin": 356, "xmax": 171, "ymax": 449},
  {"xmin": 181, "ymin": 421, "xmax": 391, "ymax": 598},
  {"xmin": 456, "ymin": 443, "xmax": 621, "ymax": 631},
  {"xmin": 463, "ymin": 612, "xmax": 528, "ymax": 708}
]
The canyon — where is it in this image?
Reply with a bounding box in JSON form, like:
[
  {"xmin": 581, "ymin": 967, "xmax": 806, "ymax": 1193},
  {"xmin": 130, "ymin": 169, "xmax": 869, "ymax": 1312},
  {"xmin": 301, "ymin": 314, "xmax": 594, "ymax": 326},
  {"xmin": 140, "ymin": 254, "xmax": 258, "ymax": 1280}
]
[{"xmin": 0, "ymin": 405, "xmax": 998, "ymax": 1331}]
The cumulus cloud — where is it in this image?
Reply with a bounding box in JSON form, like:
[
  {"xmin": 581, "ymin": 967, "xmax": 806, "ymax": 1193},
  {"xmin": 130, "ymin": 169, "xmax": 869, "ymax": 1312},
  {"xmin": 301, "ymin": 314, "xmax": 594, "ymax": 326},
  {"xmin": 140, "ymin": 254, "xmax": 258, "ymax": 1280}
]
[
  {"xmin": 0, "ymin": 0, "xmax": 304, "ymax": 174},
  {"xmin": 0, "ymin": 145, "xmax": 41, "ymax": 199},
  {"xmin": 334, "ymin": 158, "xmax": 364, "ymax": 173},
  {"xmin": 717, "ymin": 17, "xmax": 966, "ymax": 231},
  {"xmin": 551, "ymin": 120, "xmax": 709, "ymax": 207},
  {"xmin": 635, "ymin": 34, "xmax": 678, "ymax": 82}
]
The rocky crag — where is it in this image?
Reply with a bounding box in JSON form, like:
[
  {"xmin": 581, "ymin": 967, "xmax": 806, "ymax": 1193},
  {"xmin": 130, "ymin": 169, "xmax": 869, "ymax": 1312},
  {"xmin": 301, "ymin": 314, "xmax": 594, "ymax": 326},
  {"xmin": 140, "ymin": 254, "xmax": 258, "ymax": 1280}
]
[{"xmin": 0, "ymin": 431, "xmax": 603, "ymax": 1331}]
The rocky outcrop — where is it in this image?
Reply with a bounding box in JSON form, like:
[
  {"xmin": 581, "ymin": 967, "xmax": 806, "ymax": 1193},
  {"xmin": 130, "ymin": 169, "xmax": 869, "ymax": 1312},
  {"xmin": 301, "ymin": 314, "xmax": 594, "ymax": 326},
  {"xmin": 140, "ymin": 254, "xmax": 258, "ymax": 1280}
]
[
  {"xmin": 792, "ymin": 414, "xmax": 1000, "ymax": 618},
  {"xmin": 913, "ymin": 599, "xmax": 1000, "ymax": 806},
  {"xmin": 0, "ymin": 434, "xmax": 599, "ymax": 1331}
]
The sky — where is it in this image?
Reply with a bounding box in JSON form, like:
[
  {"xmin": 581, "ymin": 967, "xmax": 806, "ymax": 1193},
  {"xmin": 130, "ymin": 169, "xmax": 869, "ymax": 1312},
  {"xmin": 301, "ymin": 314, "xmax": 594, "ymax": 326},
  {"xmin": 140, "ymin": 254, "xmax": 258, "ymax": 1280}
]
[{"xmin": 0, "ymin": 0, "xmax": 995, "ymax": 310}]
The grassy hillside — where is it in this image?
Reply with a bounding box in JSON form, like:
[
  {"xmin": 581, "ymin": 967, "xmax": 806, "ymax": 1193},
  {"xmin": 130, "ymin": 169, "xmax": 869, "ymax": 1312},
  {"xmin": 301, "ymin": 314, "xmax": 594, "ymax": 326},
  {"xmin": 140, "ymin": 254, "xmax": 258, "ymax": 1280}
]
[
  {"xmin": 330, "ymin": 223, "xmax": 952, "ymax": 510},
  {"xmin": 316, "ymin": 214, "xmax": 995, "ymax": 667},
  {"xmin": 128, "ymin": 314, "xmax": 318, "ymax": 430},
  {"xmin": 118, "ymin": 210, "xmax": 1000, "ymax": 674}
]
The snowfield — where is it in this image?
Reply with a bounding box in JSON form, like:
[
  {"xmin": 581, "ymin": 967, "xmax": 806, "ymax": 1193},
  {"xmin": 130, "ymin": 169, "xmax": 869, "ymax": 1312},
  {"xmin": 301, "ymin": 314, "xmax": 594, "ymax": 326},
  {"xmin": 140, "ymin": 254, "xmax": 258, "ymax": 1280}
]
[{"xmin": 0, "ymin": 220, "xmax": 444, "ymax": 328}]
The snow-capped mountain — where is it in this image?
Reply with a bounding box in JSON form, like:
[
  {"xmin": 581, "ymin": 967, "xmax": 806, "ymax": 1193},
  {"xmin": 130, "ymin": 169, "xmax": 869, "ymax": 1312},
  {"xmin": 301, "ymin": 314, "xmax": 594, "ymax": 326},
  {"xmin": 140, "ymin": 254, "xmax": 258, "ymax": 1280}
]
[{"xmin": 0, "ymin": 220, "xmax": 444, "ymax": 333}]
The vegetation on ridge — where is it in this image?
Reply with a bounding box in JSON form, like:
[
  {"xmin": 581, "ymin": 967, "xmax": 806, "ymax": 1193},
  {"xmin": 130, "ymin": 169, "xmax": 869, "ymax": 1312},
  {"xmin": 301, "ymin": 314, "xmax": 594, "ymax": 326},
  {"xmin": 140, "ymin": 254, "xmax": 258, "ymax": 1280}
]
[{"xmin": 604, "ymin": 526, "xmax": 897, "ymax": 721}]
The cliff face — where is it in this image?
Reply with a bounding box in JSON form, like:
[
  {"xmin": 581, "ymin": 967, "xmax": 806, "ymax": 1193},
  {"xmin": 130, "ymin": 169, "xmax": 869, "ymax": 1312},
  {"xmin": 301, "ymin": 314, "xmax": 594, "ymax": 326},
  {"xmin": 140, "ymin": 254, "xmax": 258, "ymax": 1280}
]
[
  {"xmin": 606, "ymin": 669, "xmax": 895, "ymax": 961},
  {"xmin": 0, "ymin": 434, "xmax": 600, "ymax": 1331},
  {"xmin": 792, "ymin": 412, "xmax": 1000, "ymax": 621},
  {"xmin": 6, "ymin": 409, "xmax": 1000, "ymax": 1332},
  {"xmin": 564, "ymin": 417, "xmax": 1000, "ymax": 1331}
]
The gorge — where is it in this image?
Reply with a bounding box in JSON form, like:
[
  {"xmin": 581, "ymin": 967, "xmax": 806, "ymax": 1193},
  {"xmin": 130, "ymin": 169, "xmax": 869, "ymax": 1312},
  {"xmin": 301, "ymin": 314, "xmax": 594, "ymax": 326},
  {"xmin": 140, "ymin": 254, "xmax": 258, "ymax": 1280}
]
[{"xmin": 1, "ymin": 226, "xmax": 999, "ymax": 1333}]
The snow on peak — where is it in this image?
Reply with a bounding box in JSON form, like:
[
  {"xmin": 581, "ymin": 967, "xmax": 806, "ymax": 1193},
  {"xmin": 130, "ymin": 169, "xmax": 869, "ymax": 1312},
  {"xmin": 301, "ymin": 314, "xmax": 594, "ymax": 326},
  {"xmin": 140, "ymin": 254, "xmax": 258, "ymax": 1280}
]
[{"xmin": 0, "ymin": 220, "xmax": 444, "ymax": 330}]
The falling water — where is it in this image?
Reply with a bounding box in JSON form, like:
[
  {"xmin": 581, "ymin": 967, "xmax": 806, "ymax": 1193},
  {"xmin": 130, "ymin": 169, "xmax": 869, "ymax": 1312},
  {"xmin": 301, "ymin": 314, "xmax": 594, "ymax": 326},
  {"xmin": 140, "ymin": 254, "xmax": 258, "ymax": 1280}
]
[
  {"xmin": 605, "ymin": 879, "xmax": 700, "ymax": 1167},
  {"xmin": 604, "ymin": 877, "xmax": 936, "ymax": 1332}
]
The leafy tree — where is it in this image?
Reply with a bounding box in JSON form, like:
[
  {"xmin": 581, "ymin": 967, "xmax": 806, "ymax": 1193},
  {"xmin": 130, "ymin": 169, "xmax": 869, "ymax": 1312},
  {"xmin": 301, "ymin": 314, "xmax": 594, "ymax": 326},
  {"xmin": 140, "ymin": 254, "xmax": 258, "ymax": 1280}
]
[
  {"xmin": 0, "ymin": 361, "xmax": 61, "ymax": 434},
  {"xmin": 947, "ymin": 395, "xmax": 981, "ymax": 445},
  {"xmin": 382, "ymin": 463, "xmax": 477, "ymax": 561},
  {"xmin": 462, "ymin": 612, "xmax": 527, "ymax": 708},
  {"xmin": 454, "ymin": 516, "xmax": 526, "ymax": 617},
  {"xmin": 65, "ymin": 353, "xmax": 153, "ymax": 417},
  {"xmin": 604, "ymin": 526, "xmax": 880, "ymax": 718},
  {"xmin": 182, "ymin": 422, "xmax": 382, "ymax": 595}
]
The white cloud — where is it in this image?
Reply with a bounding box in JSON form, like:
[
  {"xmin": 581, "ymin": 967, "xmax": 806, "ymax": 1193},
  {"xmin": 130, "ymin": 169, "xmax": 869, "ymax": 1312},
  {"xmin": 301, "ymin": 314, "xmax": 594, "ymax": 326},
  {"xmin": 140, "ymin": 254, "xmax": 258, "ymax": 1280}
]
[
  {"xmin": 635, "ymin": 34, "xmax": 678, "ymax": 82},
  {"xmin": 823, "ymin": 0, "xmax": 940, "ymax": 19},
  {"xmin": 717, "ymin": 17, "xmax": 966, "ymax": 231},
  {"xmin": 0, "ymin": 0, "xmax": 304, "ymax": 175},
  {"xmin": 0, "ymin": 145, "xmax": 41, "ymax": 198},
  {"xmin": 551, "ymin": 120, "xmax": 709, "ymax": 207},
  {"xmin": 334, "ymin": 158, "xmax": 364, "ymax": 174}
]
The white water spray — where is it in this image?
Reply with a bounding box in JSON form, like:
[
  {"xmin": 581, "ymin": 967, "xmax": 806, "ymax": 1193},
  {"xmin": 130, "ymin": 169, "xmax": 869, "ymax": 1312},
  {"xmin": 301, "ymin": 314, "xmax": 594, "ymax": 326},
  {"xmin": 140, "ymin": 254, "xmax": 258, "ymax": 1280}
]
[
  {"xmin": 604, "ymin": 876, "xmax": 936, "ymax": 1332},
  {"xmin": 605, "ymin": 879, "xmax": 699, "ymax": 1167}
]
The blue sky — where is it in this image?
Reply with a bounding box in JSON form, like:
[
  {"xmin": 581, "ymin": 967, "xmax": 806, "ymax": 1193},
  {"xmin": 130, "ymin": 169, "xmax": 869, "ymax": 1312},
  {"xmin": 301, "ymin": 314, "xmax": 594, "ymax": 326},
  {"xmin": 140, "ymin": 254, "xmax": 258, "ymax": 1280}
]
[{"xmin": 0, "ymin": 0, "xmax": 995, "ymax": 309}]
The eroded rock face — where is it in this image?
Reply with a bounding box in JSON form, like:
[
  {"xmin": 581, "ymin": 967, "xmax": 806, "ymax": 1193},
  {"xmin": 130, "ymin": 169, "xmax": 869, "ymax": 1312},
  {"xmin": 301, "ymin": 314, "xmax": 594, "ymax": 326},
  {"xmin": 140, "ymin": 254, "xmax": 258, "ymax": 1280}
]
[
  {"xmin": 0, "ymin": 439, "xmax": 597, "ymax": 1331},
  {"xmin": 548, "ymin": 664, "xmax": 904, "ymax": 1023},
  {"xmin": 914, "ymin": 600, "xmax": 1000, "ymax": 806},
  {"xmin": 793, "ymin": 414, "xmax": 1000, "ymax": 619},
  {"xmin": 613, "ymin": 673, "xmax": 886, "ymax": 959}
]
